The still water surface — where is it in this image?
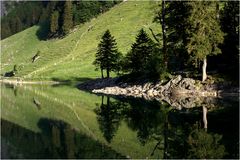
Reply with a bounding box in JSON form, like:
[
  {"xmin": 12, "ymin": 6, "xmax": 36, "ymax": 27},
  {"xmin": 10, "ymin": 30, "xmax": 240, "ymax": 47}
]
[{"xmin": 1, "ymin": 83, "xmax": 239, "ymax": 159}]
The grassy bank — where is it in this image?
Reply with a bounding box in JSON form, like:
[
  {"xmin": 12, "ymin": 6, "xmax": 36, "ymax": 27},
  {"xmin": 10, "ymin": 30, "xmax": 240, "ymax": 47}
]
[{"xmin": 1, "ymin": 1, "xmax": 161, "ymax": 81}]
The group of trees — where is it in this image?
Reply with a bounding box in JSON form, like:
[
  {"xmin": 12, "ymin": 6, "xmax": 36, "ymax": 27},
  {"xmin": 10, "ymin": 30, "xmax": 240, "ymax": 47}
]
[
  {"xmin": 154, "ymin": 0, "xmax": 225, "ymax": 81},
  {"xmin": 49, "ymin": 1, "xmax": 120, "ymax": 36},
  {"xmin": 94, "ymin": 28, "xmax": 161, "ymax": 79},
  {"xmin": 1, "ymin": 1, "xmax": 44, "ymax": 39},
  {"xmin": 94, "ymin": 1, "xmax": 238, "ymax": 81},
  {"xmin": 1, "ymin": 1, "xmax": 120, "ymax": 39}
]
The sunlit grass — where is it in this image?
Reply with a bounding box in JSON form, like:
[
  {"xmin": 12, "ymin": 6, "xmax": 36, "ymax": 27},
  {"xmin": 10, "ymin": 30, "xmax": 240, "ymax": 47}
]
[{"xmin": 1, "ymin": 1, "xmax": 161, "ymax": 81}]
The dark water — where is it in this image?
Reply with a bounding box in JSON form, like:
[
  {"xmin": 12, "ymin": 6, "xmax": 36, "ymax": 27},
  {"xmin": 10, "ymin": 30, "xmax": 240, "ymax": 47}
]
[{"xmin": 1, "ymin": 83, "xmax": 239, "ymax": 159}]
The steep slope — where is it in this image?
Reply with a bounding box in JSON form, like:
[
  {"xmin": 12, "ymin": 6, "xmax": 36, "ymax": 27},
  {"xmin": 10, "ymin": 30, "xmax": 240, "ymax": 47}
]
[{"xmin": 1, "ymin": 1, "xmax": 161, "ymax": 81}]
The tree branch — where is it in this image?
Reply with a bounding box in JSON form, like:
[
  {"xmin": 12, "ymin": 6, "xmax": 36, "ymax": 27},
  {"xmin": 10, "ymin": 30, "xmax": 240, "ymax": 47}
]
[{"xmin": 149, "ymin": 28, "xmax": 160, "ymax": 43}]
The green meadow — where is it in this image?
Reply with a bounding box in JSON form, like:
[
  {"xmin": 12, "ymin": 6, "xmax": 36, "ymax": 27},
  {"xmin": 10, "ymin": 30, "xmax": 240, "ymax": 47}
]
[{"xmin": 1, "ymin": 1, "xmax": 161, "ymax": 81}]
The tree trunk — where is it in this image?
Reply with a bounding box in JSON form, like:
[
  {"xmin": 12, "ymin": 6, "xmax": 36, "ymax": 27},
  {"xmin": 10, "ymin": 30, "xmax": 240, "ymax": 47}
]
[
  {"xmin": 202, "ymin": 106, "xmax": 208, "ymax": 130},
  {"xmin": 163, "ymin": 114, "xmax": 169, "ymax": 159},
  {"xmin": 202, "ymin": 57, "xmax": 207, "ymax": 82},
  {"xmin": 101, "ymin": 96, "xmax": 104, "ymax": 105},
  {"xmin": 106, "ymin": 68, "xmax": 110, "ymax": 78},
  {"xmin": 101, "ymin": 68, "xmax": 104, "ymax": 79},
  {"xmin": 161, "ymin": 0, "xmax": 167, "ymax": 68},
  {"xmin": 107, "ymin": 97, "xmax": 110, "ymax": 107}
]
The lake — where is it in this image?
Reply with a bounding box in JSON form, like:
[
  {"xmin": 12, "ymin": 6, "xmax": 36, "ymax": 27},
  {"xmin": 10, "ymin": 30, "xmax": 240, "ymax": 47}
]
[{"xmin": 1, "ymin": 83, "xmax": 239, "ymax": 159}]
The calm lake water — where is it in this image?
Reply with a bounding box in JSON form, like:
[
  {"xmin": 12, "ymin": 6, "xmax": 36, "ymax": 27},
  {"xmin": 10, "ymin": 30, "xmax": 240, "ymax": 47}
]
[{"xmin": 1, "ymin": 83, "xmax": 239, "ymax": 159}]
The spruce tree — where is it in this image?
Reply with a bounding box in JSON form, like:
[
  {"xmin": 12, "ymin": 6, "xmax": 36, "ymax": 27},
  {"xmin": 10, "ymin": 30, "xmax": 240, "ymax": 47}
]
[
  {"xmin": 62, "ymin": 1, "xmax": 73, "ymax": 35},
  {"xmin": 93, "ymin": 30, "xmax": 120, "ymax": 78},
  {"xmin": 50, "ymin": 11, "xmax": 59, "ymax": 34},
  {"xmin": 125, "ymin": 29, "xmax": 155, "ymax": 74},
  {"xmin": 186, "ymin": 1, "xmax": 224, "ymax": 81}
]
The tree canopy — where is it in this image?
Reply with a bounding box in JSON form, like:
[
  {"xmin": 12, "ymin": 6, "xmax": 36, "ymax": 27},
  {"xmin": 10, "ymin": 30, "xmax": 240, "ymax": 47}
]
[{"xmin": 93, "ymin": 29, "xmax": 121, "ymax": 78}]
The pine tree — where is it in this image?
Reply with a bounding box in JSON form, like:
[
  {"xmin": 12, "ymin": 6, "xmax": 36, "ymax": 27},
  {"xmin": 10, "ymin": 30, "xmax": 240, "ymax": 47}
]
[
  {"xmin": 125, "ymin": 29, "xmax": 155, "ymax": 74},
  {"xmin": 50, "ymin": 11, "xmax": 59, "ymax": 34},
  {"xmin": 62, "ymin": 1, "xmax": 73, "ymax": 35},
  {"xmin": 93, "ymin": 30, "xmax": 120, "ymax": 78},
  {"xmin": 186, "ymin": 1, "xmax": 224, "ymax": 81}
]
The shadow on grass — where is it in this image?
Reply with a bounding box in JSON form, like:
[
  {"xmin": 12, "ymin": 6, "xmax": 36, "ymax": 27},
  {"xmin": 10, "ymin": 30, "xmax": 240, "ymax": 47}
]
[
  {"xmin": 51, "ymin": 77, "xmax": 95, "ymax": 87},
  {"xmin": 36, "ymin": 22, "xmax": 50, "ymax": 41}
]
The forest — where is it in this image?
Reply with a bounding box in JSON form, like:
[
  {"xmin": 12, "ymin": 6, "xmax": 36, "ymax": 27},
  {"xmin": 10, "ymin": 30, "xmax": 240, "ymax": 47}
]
[
  {"xmin": 93, "ymin": 1, "xmax": 239, "ymax": 83},
  {"xmin": 1, "ymin": 1, "xmax": 120, "ymax": 39}
]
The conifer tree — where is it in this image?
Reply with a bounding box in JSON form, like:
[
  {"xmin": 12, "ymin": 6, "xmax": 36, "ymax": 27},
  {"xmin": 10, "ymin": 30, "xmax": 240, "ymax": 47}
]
[
  {"xmin": 186, "ymin": 1, "xmax": 224, "ymax": 81},
  {"xmin": 93, "ymin": 30, "xmax": 120, "ymax": 78},
  {"xmin": 50, "ymin": 11, "xmax": 59, "ymax": 34},
  {"xmin": 125, "ymin": 29, "xmax": 155, "ymax": 74},
  {"xmin": 62, "ymin": 1, "xmax": 73, "ymax": 35}
]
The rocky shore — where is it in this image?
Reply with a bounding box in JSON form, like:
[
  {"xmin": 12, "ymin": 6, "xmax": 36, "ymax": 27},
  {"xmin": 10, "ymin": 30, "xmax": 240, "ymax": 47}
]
[{"xmin": 78, "ymin": 75, "xmax": 238, "ymax": 109}]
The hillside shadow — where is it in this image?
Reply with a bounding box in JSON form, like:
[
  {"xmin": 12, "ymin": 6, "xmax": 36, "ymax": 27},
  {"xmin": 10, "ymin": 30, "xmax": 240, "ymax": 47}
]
[
  {"xmin": 36, "ymin": 22, "xmax": 50, "ymax": 40},
  {"xmin": 51, "ymin": 77, "xmax": 95, "ymax": 87}
]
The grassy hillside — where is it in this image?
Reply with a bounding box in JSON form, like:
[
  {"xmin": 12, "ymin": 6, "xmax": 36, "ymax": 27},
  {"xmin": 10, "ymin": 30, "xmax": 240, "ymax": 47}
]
[{"xmin": 1, "ymin": 1, "xmax": 161, "ymax": 81}]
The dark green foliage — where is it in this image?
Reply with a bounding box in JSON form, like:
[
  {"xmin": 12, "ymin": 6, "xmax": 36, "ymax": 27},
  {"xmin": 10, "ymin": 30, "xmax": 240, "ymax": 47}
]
[
  {"xmin": 187, "ymin": 125, "xmax": 226, "ymax": 159},
  {"xmin": 1, "ymin": 21, "xmax": 12, "ymax": 38},
  {"xmin": 62, "ymin": 1, "xmax": 73, "ymax": 35},
  {"xmin": 218, "ymin": 1, "xmax": 239, "ymax": 79},
  {"xmin": 50, "ymin": 11, "xmax": 60, "ymax": 34},
  {"xmin": 10, "ymin": 16, "xmax": 23, "ymax": 34},
  {"xmin": 164, "ymin": 1, "xmax": 190, "ymax": 71},
  {"xmin": 1, "ymin": 118, "xmax": 125, "ymax": 158},
  {"xmin": 93, "ymin": 30, "xmax": 121, "ymax": 78},
  {"xmin": 1, "ymin": 1, "xmax": 119, "ymax": 39},
  {"xmin": 186, "ymin": 1, "xmax": 224, "ymax": 62},
  {"xmin": 1, "ymin": 1, "xmax": 44, "ymax": 39},
  {"xmin": 125, "ymin": 29, "xmax": 156, "ymax": 75},
  {"xmin": 185, "ymin": 1, "xmax": 224, "ymax": 81},
  {"xmin": 145, "ymin": 49, "xmax": 165, "ymax": 78},
  {"xmin": 154, "ymin": 1, "xmax": 225, "ymax": 79},
  {"xmin": 95, "ymin": 97, "xmax": 122, "ymax": 143}
]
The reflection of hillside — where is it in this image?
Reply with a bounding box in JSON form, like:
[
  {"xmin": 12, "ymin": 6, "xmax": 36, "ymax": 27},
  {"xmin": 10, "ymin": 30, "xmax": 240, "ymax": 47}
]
[
  {"xmin": 1, "ymin": 118, "xmax": 125, "ymax": 159},
  {"xmin": 1, "ymin": 84, "xmax": 166, "ymax": 158},
  {"xmin": 1, "ymin": 83, "xmax": 238, "ymax": 159}
]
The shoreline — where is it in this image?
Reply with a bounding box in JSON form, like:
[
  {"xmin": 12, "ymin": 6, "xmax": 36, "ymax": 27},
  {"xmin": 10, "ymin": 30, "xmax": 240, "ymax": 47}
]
[
  {"xmin": 78, "ymin": 75, "xmax": 239, "ymax": 98},
  {"xmin": 0, "ymin": 78, "xmax": 61, "ymax": 85}
]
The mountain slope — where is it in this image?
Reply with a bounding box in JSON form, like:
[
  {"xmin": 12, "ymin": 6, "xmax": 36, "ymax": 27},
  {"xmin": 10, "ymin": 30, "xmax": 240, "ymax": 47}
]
[{"xmin": 1, "ymin": 1, "xmax": 161, "ymax": 81}]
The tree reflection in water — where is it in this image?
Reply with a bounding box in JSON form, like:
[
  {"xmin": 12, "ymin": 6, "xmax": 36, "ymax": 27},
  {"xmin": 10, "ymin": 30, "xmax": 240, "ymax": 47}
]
[
  {"xmin": 94, "ymin": 96, "xmax": 123, "ymax": 143},
  {"xmin": 95, "ymin": 95, "xmax": 232, "ymax": 159},
  {"xmin": 187, "ymin": 123, "xmax": 226, "ymax": 159}
]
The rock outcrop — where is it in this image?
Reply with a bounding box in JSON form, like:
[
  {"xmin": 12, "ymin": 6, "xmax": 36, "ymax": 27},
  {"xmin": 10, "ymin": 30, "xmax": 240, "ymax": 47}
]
[
  {"xmin": 92, "ymin": 75, "xmax": 217, "ymax": 98},
  {"xmin": 78, "ymin": 75, "xmax": 238, "ymax": 109}
]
